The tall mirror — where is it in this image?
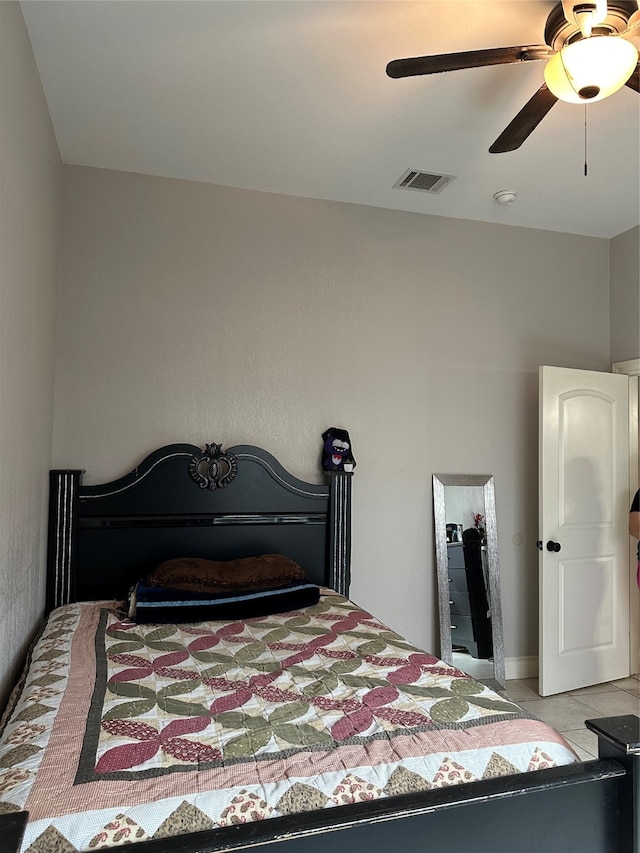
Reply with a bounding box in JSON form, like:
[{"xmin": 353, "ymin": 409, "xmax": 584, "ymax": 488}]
[{"xmin": 432, "ymin": 474, "xmax": 505, "ymax": 688}]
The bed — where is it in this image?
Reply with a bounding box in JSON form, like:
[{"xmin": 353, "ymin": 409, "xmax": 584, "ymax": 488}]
[{"xmin": 0, "ymin": 440, "xmax": 637, "ymax": 853}]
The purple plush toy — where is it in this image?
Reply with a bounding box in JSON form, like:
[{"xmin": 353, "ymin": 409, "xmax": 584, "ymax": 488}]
[{"xmin": 321, "ymin": 428, "xmax": 356, "ymax": 472}]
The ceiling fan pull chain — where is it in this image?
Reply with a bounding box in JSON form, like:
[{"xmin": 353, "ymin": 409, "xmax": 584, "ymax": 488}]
[{"xmin": 584, "ymin": 104, "xmax": 588, "ymax": 176}]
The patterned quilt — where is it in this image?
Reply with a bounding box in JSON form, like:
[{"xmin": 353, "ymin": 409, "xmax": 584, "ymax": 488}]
[{"xmin": 0, "ymin": 592, "xmax": 577, "ymax": 851}]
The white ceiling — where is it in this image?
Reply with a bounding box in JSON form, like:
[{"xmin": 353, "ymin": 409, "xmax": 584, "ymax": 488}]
[{"xmin": 20, "ymin": 0, "xmax": 640, "ymax": 238}]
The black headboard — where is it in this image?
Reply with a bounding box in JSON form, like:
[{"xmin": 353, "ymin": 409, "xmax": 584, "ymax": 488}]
[{"xmin": 46, "ymin": 442, "xmax": 352, "ymax": 612}]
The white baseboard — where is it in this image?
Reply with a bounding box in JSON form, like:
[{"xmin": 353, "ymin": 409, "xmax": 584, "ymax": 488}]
[
  {"xmin": 505, "ymin": 655, "xmax": 538, "ymax": 681},
  {"xmin": 505, "ymin": 655, "xmax": 640, "ymax": 681}
]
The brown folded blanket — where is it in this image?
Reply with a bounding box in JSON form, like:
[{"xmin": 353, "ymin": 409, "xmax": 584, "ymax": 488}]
[{"xmin": 146, "ymin": 554, "xmax": 306, "ymax": 594}]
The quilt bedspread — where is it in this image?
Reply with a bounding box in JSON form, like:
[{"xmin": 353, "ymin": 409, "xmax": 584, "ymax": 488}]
[{"xmin": 0, "ymin": 593, "xmax": 577, "ymax": 851}]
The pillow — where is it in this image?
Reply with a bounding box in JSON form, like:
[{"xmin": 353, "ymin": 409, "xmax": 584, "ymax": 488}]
[
  {"xmin": 146, "ymin": 554, "xmax": 306, "ymax": 594},
  {"xmin": 128, "ymin": 578, "xmax": 320, "ymax": 624}
]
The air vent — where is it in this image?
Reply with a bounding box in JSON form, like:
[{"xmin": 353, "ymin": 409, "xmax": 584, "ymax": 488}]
[{"xmin": 393, "ymin": 169, "xmax": 456, "ymax": 194}]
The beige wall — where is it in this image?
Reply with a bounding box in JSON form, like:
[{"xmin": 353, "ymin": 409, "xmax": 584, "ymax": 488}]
[
  {"xmin": 0, "ymin": 3, "xmax": 61, "ymax": 703},
  {"xmin": 56, "ymin": 165, "xmax": 611, "ymax": 661},
  {"xmin": 610, "ymin": 226, "xmax": 640, "ymax": 365},
  {"xmin": 0, "ymin": 0, "xmax": 625, "ymax": 696}
]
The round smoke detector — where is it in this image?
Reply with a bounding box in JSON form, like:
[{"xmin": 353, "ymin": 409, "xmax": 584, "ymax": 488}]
[{"xmin": 493, "ymin": 190, "xmax": 518, "ymax": 206}]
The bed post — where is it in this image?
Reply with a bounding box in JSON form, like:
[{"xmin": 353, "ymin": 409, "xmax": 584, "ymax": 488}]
[
  {"xmin": 586, "ymin": 715, "xmax": 640, "ymax": 852},
  {"xmin": 46, "ymin": 469, "xmax": 84, "ymax": 613},
  {"xmin": 326, "ymin": 471, "xmax": 353, "ymax": 597}
]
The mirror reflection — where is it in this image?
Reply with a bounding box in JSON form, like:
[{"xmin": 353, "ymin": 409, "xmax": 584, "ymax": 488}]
[{"xmin": 433, "ymin": 474, "xmax": 505, "ymax": 688}]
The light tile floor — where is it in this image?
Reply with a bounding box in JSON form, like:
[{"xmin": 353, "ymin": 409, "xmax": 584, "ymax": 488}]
[{"xmin": 502, "ymin": 674, "xmax": 640, "ymax": 759}]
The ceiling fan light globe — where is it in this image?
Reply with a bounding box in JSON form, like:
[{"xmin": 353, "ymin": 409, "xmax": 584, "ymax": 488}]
[{"xmin": 544, "ymin": 36, "xmax": 639, "ymax": 103}]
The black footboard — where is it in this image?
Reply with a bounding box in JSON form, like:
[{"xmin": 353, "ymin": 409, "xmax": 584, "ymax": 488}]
[{"xmin": 64, "ymin": 751, "xmax": 630, "ymax": 853}]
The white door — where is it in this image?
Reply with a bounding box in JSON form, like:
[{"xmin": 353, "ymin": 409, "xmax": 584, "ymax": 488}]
[{"xmin": 539, "ymin": 366, "xmax": 630, "ymax": 696}]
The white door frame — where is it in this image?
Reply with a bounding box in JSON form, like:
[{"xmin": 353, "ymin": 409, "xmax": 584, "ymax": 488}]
[{"xmin": 612, "ymin": 358, "xmax": 639, "ymax": 675}]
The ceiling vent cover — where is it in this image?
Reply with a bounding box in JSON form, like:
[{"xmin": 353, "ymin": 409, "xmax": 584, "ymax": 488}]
[{"xmin": 394, "ymin": 169, "xmax": 456, "ymax": 194}]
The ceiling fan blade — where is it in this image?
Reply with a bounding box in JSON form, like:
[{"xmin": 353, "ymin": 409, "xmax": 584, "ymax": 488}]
[
  {"xmin": 489, "ymin": 84, "xmax": 559, "ymax": 153},
  {"xmin": 625, "ymin": 64, "xmax": 640, "ymax": 91},
  {"xmin": 386, "ymin": 45, "xmax": 554, "ymax": 78}
]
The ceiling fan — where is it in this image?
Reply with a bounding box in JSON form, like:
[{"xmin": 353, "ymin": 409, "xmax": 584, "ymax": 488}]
[{"xmin": 386, "ymin": 1, "xmax": 640, "ymax": 153}]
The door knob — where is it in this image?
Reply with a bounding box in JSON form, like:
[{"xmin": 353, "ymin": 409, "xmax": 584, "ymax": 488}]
[{"xmin": 546, "ymin": 540, "xmax": 561, "ymax": 552}]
